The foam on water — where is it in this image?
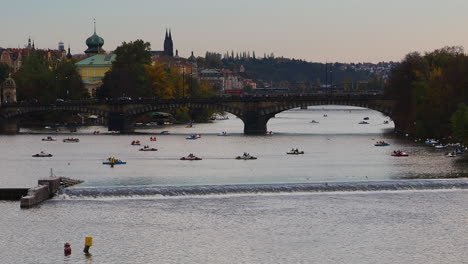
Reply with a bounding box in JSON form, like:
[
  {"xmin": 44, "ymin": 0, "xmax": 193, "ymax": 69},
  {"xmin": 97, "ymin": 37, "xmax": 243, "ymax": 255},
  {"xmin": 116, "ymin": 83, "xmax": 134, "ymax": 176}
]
[{"xmin": 61, "ymin": 179, "xmax": 468, "ymax": 199}]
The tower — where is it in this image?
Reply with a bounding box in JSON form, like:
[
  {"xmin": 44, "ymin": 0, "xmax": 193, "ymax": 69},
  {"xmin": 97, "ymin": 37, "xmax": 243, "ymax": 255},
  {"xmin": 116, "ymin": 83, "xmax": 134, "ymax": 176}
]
[
  {"xmin": 84, "ymin": 19, "xmax": 105, "ymax": 55},
  {"xmin": 163, "ymin": 29, "xmax": 174, "ymax": 57},
  {"xmin": 2, "ymin": 74, "xmax": 17, "ymax": 103}
]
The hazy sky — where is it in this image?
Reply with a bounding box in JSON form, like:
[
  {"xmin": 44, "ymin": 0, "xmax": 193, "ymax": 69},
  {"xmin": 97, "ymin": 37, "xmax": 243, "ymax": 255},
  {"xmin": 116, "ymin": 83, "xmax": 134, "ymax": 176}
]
[{"xmin": 2, "ymin": 0, "xmax": 468, "ymax": 63}]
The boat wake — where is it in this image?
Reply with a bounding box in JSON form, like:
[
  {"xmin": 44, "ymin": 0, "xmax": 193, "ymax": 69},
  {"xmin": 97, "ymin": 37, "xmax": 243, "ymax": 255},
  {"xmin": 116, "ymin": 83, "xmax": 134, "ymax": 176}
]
[{"xmin": 60, "ymin": 179, "xmax": 468, "ymax": 199}]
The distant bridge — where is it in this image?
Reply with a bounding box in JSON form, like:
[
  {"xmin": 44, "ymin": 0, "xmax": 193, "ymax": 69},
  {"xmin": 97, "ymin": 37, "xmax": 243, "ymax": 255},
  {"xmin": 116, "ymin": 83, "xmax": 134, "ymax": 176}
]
[{"xmin": 0, "ymin": 94, "xmax": 396, "ymax": 135}]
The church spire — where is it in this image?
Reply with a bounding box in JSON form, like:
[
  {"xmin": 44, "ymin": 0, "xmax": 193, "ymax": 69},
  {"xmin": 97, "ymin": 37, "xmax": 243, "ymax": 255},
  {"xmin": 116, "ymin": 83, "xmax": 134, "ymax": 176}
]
[
  {"xmin": 165, "ymin": 28, "xmax": 168, "ymax": 39},
  {"xmin": 169, "ymin": 29, "xmax": 172, "ymax": 39},
  {"xmin": 94, "ymin": 18, "xmax": 96, "ymax": 34}
]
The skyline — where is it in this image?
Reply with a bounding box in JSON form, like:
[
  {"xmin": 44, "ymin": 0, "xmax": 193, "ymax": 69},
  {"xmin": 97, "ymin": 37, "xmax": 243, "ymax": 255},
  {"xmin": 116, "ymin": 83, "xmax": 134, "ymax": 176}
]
[{"xmin": 2, "ymin": 0, "xmax": 468, "ymax": 63}]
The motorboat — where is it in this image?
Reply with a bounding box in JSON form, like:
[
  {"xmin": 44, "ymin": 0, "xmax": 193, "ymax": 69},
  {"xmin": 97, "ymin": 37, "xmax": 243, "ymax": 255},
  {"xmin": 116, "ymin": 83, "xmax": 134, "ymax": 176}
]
[
  {"xmin": 139, "ymin": 146, "xmax": 158, "ymax": 151},
  {"xmin": 374, "ymin": 141, "xmax": 390, "ymax": 146},
  {"xmin": 160, "ymin": 131, "xmax": 170, "ymax": 135},
  {"xmin": 310, "ymin": 120, "xmax": 319, "ymax": 123},
  {"xmin": 391, "ymin": 150, "xmax": 409, "ymax": 157},
  {"xmin": 103, "ymin": 157, "xmax": 126, "ymax": 165},
  {"xmin": 180, "ymin": 153, "xmax": 202, "ymax": 160},
  {"xmin": 131, "ymin": 140, "xmax": 141, "ymax": 145},
  {"xmin": 235, "ymin": 153, "xmax": 257, "ymax": 160},
  {"xmin": 218, "ymin": 131, "xmax": 230, "ymax": 136},
  {"xmin": 32, "ymin": 151, "xmax": 53, "ymax": 157},
  {"xmin": 434, "ymin": 144, "xmax": 446, "ymax": 150},
  {"xmin": 150, "ymin": 137, "xmax": 157, "ymax": 141},
  {"xmin": 63, "ymin": 138, "xmax": 79, "ymax": 143},
  {"xmin": 287, "ymin": 149, "xmax": 304, "ymax": 155},
  {"xmin": 358, "ymin": 121, "xmax": 369, "ymax": 124},
  {"xmin": 42, "ymin": 136, "xmax": 56, "ymax": 141}
]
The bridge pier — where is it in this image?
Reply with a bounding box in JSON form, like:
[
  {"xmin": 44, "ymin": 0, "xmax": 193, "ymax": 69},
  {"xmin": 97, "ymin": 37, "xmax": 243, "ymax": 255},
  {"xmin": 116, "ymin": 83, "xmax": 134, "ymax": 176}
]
[
  {"xmin": 241, "ymin": 112, "xmax": 273, "ymax": 135},
  {"xmin": 108, "ymin": 113, "xmax": 135, "ymax": 134},
  {"xmin": 0, "ymin": 118, "xmax": 18, "ymax": 134}
]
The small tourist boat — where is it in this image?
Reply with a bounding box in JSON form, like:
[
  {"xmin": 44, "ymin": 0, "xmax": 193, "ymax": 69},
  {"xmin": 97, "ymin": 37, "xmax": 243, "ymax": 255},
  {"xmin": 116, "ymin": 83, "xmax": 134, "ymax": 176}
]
[
  {"xmin": 374, "ymin": 141, "xmax": 390, "ymax": 146},
  {"xmin": 323, "ymin": 114, "xmax": 328, "ymax": 117},
  {"xmin": 150, "ymin": 137, "xmax": 157, "ymax": 141},
  {"xmin": 287, "ymin": 149, "xmax": 305, "ymax": 155},
  {"xmin": 32, "ymin": 151, "xmax": 53, "ymax": 157},
  {"xmin": 391, "ymin": 150, "xmax": 409, "ymax": 157},
  {"xmin": 218, "ymin": 131, "xmax": 230, "ymax": 136},
  {"xmin": 311, "ymin": 120, "xmax": 319, "ymax": 123},
  {"xmin": 63, "ymin": 138, "xmax": 79, "ymax": 143},
  {"xmin": 445, "ymin": 152, "xmax": 456, "ymax": 158},
  {"xmin": 160, "ymin": 131, "xmax": 170, "ymax": 135},
  {"xmin": 186, "ymin": 134, "xmax": 201, "ymax": 140},
  {"xmin": 139, "ymin": 146, "xmax": 158, "ymax": 151},
  {"xmin": 131, "ymin": 140, "xmax": 141, "ymax": 145},
  {"xmin": 235, "ymin": 153, "xmax": 257, "ymax": 160},
  {"xmin": 42, "ymin": 136, "xmax": 56, "ymax": 141},
  {"xmin": 425, "ymin": 139, "xmax": 438, "ymax": 146},
  {"xmin": 434, "ymin": 144, "xmax": 446, "ymax": 150},
  {"xmin": 455, "ymin": 149, "xmax": 465, "ymax": 155},
  {"xmin": 383, "ymin": 120, "xmax": 389, "ymax": 124},
  {"xmin": 180, "ymin": 153, "xmax": 202, "ymax": 160},
  {"xmin": 103, "ymin": 157, "xmax": 126, "ymax": 165},
  {"xmin": 358, "ymin": 121, "xmax": 369, "ymax": 124}
]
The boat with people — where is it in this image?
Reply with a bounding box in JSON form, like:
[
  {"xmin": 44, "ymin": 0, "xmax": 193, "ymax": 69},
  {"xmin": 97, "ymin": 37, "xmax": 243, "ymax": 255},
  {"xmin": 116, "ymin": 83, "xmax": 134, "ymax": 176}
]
[
  {"xmin": 363, "ymin": 117, "xmax": 369, "ymax": 120},
  {"xmin": 32, "ymin": 151, "xmax": 53, "ymax": 157},
  {"xmin": 139, "ymin": 146, "xmax": 158, "ymax": 151},
  {"xmin": 160, "ymin": 131, "xmax": 170, "ymax": 135},
  {"xmin": 455, "ymin": 148, "xmax": 465, "ymax": 155},
  {"xmin": 235, "ymin": 152, "xmax": 257, "ymax": 160},
  {"xmin": 150, "ymin": 137, "xmax": 157, "ymax": 141},
  {"xmin": 186, "ymin": 134, "xmax": 201, "ymax": 140},
  {"xmin": 41, "ymin": 136, "xmax": 56, "ymax": 141},
  {"xmin": 425, "ymin": 139, "xmax": 439, "ymax": 146},
  {"xmin": 131, "ymin": 140, "xmax": 141, "ymax": 145},
  {"xmin": 63, "ymin": 138, "xmax": 79, "ymax": 143},
  {"xmin": 358, "ymin": 121, "xmax": 369, "ymax": 124},
  {"xmin": 180, "ymin": 153, "xmax": 202, "ymax": 160},
  {"xmin": 374, "ymin": 141, "xmax": 390, "ymax": 146},
  {"xmin": 383, "ymin": 120, "xmax": 389, "ymax": 124},
  {"xmin": 391, "ymin": 150, "xmax": 409, "ymax": 157},
  {"xmin": 445, "ymin": 152, "xmax": 457, "ymax": 158},
  {"xmin": 218, "ymin": 131, "xmax": 230, "ymax": 136},
  {"xmin": 287, "ymin": 148, "xmax": 304, "ymax": 155},
  {"xmin": 103, "ymin": 157, "xmax": 126, "ymax": 165},
  {"xmin": 434, "ymin": 144, "xmax": 447, "ymax": 150}
]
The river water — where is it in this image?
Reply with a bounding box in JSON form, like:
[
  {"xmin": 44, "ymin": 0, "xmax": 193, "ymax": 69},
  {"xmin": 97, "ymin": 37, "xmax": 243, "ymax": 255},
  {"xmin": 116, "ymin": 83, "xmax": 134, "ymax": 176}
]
[{"xmin": 1, "ymin": 106, "xmax": 467, "ymax": 263}]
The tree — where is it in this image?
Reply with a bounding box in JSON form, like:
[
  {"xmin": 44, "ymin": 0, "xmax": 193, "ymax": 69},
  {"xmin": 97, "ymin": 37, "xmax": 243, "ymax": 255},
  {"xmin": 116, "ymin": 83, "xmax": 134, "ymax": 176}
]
[
  {"xmin": 0, "ymin": 63, "xmax": 10, "ymax": 83},
  {"xmin": 100, "ymin": 40, "xmax": 152, "ymax": 98},
  {"xmin": 54, "ymin": 60, "xmax": 86, "ymax": 99},
  {"xmin": 451, "ymin": 104, "xmax": 468, "ymax": 144}
]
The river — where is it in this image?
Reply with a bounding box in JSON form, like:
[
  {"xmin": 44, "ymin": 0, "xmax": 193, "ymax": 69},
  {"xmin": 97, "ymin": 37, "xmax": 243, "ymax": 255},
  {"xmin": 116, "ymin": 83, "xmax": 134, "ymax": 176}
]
[{"xmin": 0, "ymin": 106, "xmax": 467, "ymax": 263}]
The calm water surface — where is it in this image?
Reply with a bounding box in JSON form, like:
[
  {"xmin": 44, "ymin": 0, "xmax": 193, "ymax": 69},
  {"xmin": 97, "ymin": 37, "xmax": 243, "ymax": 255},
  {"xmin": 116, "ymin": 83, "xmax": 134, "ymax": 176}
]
[{"xmin": 1, "ymin": 106, "xmax": 467, "ymax": 263}]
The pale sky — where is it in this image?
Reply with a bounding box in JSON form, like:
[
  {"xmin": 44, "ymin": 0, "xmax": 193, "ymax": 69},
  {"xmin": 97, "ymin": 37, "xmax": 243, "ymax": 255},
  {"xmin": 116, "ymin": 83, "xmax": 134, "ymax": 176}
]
[{"xmin": 1, "ymin": 0, "xmax": 468, "ymax": 63}]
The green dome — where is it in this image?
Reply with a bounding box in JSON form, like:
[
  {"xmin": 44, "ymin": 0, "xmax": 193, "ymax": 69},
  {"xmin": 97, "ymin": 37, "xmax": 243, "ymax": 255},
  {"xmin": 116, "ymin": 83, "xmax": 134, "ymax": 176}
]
[{"xmin": 86, "ymin": 33, "xmax": 104, "ymax": 49}]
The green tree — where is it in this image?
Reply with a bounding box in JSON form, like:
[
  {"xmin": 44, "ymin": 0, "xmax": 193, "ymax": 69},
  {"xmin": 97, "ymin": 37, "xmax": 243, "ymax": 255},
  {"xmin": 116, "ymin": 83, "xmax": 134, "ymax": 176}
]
[
  {"xmin": 451, "ymin": 104, "xmax": 468, "ymax": 144},
  {"xmin": 101, "ymin": 39, "xmax": 152, "ymax": 98}
]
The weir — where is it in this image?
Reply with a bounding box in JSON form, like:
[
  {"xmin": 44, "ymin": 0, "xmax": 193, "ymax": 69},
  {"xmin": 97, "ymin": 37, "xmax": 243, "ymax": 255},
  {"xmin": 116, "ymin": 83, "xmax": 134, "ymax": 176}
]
[{"xmin": 62, "ymin": 179, "xmax": 468, "ymax": 198}]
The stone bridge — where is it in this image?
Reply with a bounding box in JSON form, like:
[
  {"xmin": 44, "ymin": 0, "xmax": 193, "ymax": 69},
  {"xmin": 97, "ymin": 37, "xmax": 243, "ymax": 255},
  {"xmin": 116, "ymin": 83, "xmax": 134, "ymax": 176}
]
[{"xmin": 0, "ymin": 94, "xmax": 396, "ymax": 135}]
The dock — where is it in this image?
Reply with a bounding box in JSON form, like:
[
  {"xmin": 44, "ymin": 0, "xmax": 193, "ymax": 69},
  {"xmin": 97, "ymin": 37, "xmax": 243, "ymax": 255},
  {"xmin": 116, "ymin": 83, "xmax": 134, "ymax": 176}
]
[{"xmin": 0, "ymin": 176, "xmax": 83, "ymax": 208}]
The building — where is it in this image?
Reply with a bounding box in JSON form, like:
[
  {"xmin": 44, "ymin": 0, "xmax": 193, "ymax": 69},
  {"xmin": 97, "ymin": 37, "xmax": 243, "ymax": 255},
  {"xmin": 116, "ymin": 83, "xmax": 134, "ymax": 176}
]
[
  {"xmin": 75, "ymin": 54, "xmax": 116, "ymax": 96},
  {"xmin": 151, "ymin": 29, "xmax": 174, "ymax": 59},
  {"xmin": 84, "ymin": 21, "xmax": 105, "ymax": 55},
  {"xmin": 2, "ymin": 74, "xmax": 17, "ymax": 103}
]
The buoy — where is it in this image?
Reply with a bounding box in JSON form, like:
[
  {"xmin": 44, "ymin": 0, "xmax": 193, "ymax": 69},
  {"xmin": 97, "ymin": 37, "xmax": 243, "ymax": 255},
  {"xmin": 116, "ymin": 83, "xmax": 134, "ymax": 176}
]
[
  {"xmin": 64, "ymin": 242, "xmax": 71, "ymax": 256},
  {"xmin": 83, "ymin": 237, "xmax": 93, "ymax": 254}
]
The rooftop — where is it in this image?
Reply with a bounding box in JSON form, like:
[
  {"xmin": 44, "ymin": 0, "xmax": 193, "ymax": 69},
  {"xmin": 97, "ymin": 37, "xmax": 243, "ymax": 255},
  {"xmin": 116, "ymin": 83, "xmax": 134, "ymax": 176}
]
[{"xmin": 75, "ymin": 54, "xmax": 116, "ymax": 67}]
